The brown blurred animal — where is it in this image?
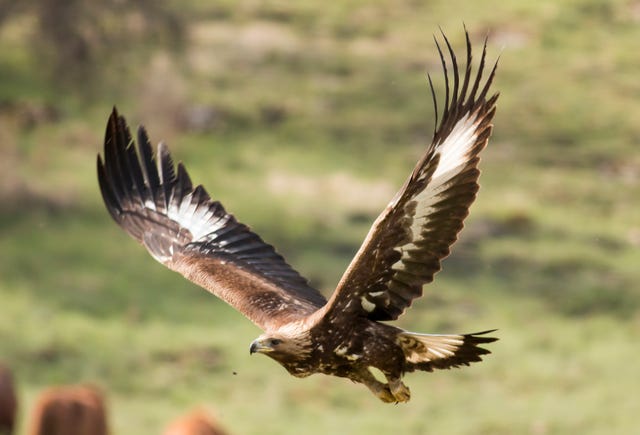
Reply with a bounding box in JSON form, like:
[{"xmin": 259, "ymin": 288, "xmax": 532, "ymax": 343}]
[
  {"xmin": 0, "ymin": 365, "xmax": 17, "ymax": 435},
  {"xmin": 28, "ymin": 385, "xmax": 108, "ymax": 435},
  {"xmin": 163, "ymin": 409, "xmax": 228, "ymax": 435}
]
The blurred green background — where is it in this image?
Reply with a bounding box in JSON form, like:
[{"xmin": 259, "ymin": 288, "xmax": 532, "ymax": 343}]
[{"xmin": 1, "ymin": 0, "xmax": 639, "ymax": 433}]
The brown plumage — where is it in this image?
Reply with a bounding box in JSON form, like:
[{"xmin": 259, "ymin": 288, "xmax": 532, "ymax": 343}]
[
  {"xmin": 97, "ymin": 29, "xmax": 498, "ymax": 403},
  {"xmin": 0, "ymin": 364, "xmax": 17, "ymax": 435},
  {"xmin": 28, "ymin": 385, "xmax": 108, "ymax": 435}
]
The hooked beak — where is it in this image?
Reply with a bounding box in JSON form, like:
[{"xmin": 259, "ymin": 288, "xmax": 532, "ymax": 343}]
[{"xmin": 249, "ymin": 339, "xmax": 272, "ymax": 355}]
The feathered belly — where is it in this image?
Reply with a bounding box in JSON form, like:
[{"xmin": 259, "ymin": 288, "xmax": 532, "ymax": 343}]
[{"xmin": 305, "ymin": 322, "xmax": 406, "ymax": 378}]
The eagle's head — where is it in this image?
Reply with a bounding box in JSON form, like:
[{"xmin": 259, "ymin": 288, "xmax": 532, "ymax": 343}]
[{"xmin": 249, "ymin": 327, "xmax": 312, "ymax": 368}]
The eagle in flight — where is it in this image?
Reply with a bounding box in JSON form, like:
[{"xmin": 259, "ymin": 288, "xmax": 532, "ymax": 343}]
[{"xmin": 97, "ymin": 30, "xmax": 498, "ymax": 403}]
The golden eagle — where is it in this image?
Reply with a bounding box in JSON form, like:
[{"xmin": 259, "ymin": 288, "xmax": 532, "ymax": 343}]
[{"xmin": 97, "ymin": 30, "xmax": 498, "ymax": 403}]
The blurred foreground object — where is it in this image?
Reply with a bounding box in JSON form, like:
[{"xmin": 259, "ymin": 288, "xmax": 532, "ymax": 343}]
[
  {"xmin": 163, "ymin": 409, "xmax": 228, "ymax": 435},
  {"xmin": 28, "ymin": 385, "xmax": 108, "ymax": 435},
  {"xmin": 0, "ymin": 364, "xmax": 17, "ymax": 435}
]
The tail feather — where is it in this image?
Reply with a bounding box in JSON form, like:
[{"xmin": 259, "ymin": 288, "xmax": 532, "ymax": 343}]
[{"xmin": 397, "ymin": 329, "xmax": 497, "ymax": 372}]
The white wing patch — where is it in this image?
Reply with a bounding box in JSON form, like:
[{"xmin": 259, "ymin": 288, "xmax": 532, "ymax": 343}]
[
  {"xmin": 432, "ymin": 112, "xmax": 478, "ymax": 179},
  {"xmin": 144, "ymin": 199, "xmax": 157, "ymax": 211},
  {"xmin": 391, "ymin": 110, "xmax": 482, "ymax": 271},
  {"xmin": 397, "ymin": 332, "xmax": 464, "ymax": 364},
  {"xmin": 164, "ymin": 194, "xmax": 228, "ymax": 242},
  {"xmin": 360, "ymin": 296, "xmax": 376, "ymax": 312},
  {"xmin": 334, "ymin": 345, "xmax": 361, "ymax": 361}
]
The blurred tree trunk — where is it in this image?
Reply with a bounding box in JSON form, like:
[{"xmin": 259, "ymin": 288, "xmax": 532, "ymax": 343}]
[
  {"xmin": 38, "ymin": 0, "xmax": 92, "ymax": 78},
  {"xmin": 0, "ymin": 0, "xmax": 185, "ymax": 94},
  {"xmin": 0, "ymin": 0, "xmax": 21, "ymax": 26}
]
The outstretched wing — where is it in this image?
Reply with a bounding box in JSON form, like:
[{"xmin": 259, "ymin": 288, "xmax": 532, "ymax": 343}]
[
  {"xmin": 320, "ymin": 30, "xmax": 499, "ymax": 322},
  {"xmin": 97, "ymin": 109, "xmax": 327, "ymax": 331}
]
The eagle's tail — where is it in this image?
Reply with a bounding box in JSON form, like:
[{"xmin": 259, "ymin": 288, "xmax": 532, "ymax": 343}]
[{"xmin": 397, "ymin": 329, "xmax": 497, "ymax": 372}]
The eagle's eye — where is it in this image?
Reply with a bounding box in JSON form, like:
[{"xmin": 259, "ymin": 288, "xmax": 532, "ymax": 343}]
[{"xmin": 270, "ymin": 339, "xmax": 282, "ymax": 346}]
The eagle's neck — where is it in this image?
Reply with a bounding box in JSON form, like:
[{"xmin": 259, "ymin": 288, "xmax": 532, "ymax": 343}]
[
  {"xmin": 277, "ymin": 322, "xmax": 313, "ymax": 355},
  {"xmin": 267, "ymin": 322, "xmax": 314, "ymax": 370}
]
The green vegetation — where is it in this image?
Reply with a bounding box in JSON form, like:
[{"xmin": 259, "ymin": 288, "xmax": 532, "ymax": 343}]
[{"xmin": 1, "ymin": 0, "xmax": 639, "ymax": 433}]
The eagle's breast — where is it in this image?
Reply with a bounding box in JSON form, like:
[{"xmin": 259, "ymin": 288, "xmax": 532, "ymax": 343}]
[{"xmin": 305, "ymin": 319, "xmax": 379, "ymax": 377}]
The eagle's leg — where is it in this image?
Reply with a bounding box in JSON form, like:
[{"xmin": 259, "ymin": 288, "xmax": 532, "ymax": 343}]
[
  {"xmin": 358, "ymin": 370, "xmax": 395, "ymax": 403},
  {"xmin": 387, "ymin": 377, "xmax": 411, "ymax": 403}
]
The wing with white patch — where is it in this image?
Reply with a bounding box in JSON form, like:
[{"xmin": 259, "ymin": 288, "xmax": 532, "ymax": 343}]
[
  {"xmin": 97, "ymin": 109, "xmax": 327, "ymax": 331},
  {"xmin": 398, "ymin": 329, "xmax": 497, "ymax": 372},
  {"xmin": 321, "ymin": 30, "xmax": 498, "ymax": 322}
]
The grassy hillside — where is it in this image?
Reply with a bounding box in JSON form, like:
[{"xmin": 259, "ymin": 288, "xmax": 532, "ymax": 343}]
[{"xmin": 1, "ymin": 0, "xmax": 639, "ymax": 433}]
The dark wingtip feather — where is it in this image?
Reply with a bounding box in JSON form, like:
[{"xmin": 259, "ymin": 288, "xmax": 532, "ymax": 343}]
[
  {"xmin": 465, "ymin": 329, "xmax": 499, "ymax": 344},
  {"xmin": 427, "ymin": 73, "xmax": 439, "ymax": 135},
  {"xmin": 97, "ymin": 154, "xmax": 121, "ymax": 222},
  {"xmin": 103, "ymin": 109, "xmax": 129, "ymax": 210},
  {"xmin": 468, "ymin": 35, "xmax": 488, "ymax": 103},
  {"xmin": 440, "ymin": 30, "xmax": 459, "ymax": 112},
  {"xmin": 137, "ymin": 125, "xmax": 161, "ymax": 191},
  {"xmin": 105, "ymin": 107, "xmax": 118, "ymax": 147},
  {"xmin": 430, "ymin": 27, "xmax": 499, "ymax": 145},
  {"xmin": 433, "ymin": 34, "xmax": 450, "ymax": 119},
  {"xmin": 175, "ymin": 162, "xmax": 193, "ymax": 194},
  {"xmin": 157, "ymin": 141, "xmax": 176, "ymax": 208},
  {"xmin": 478, "ymin": 53, "xmax": 500, "ymax": 103}
]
